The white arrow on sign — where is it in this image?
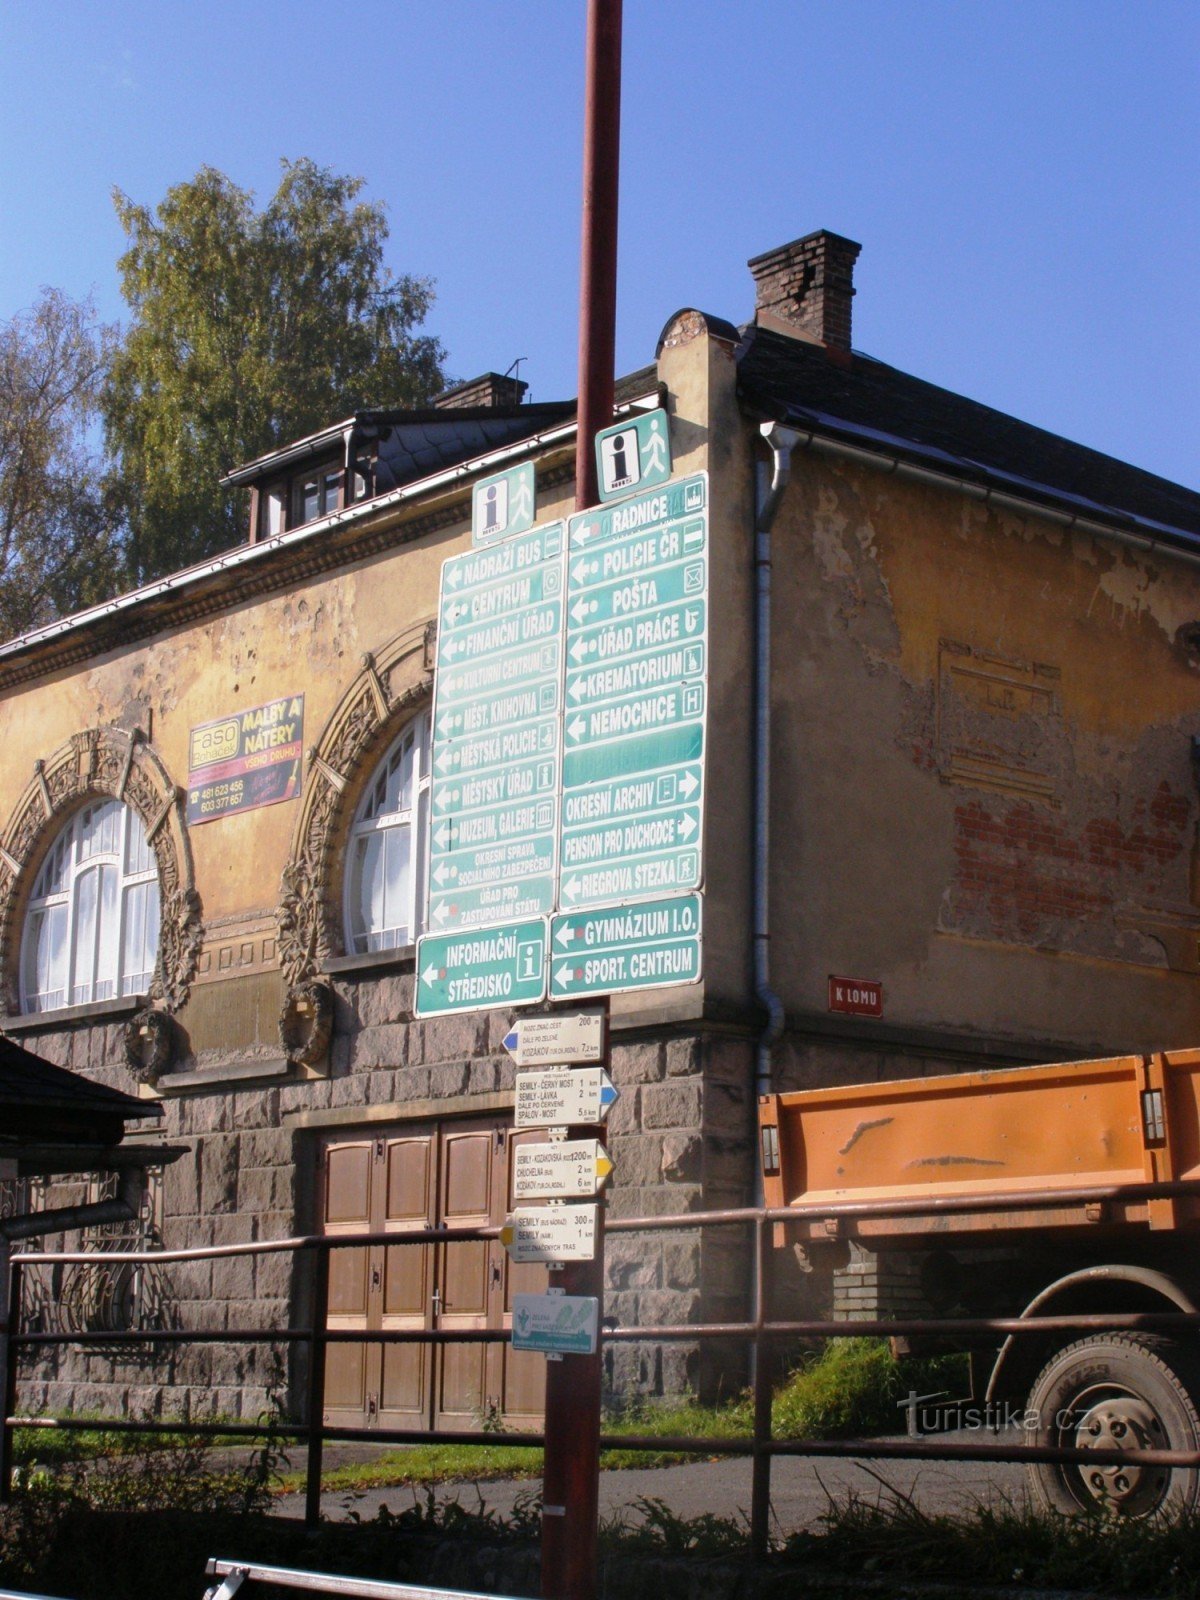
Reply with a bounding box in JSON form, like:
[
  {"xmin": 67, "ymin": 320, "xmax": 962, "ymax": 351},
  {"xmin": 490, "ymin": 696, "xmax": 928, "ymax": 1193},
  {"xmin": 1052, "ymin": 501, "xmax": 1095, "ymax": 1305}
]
[
  {"xmin": 679, "ymin": 771, "xmax": 699, "ymax": 799},
  {"xmin": 434, "ymin": 821, "xmax": 453, "ymax": 849},
  {"xmin": 515, "ymin": 1067, "xmax": 618, "ymax": 1127},
  {"xmin": 432, "ymin": 901, "xmax": 451, "ymax": 926},
  {"xmin": 566, "ymin": 716, "xmax": 586, "ymax": 743},
  {"xmin": 678, "ymin": 813, "xmax": 697, "ymax": 841},
  {"xmin": 444, "ymin": 565, "xmax": 463, "ymax": 590},
  {"xmin": 504, "ymin": 1009, "xmax": 605, "ymax": 1067},
  {"xmin": 554, "ymin": 922, "xmax": 578, "ymax": 947}
]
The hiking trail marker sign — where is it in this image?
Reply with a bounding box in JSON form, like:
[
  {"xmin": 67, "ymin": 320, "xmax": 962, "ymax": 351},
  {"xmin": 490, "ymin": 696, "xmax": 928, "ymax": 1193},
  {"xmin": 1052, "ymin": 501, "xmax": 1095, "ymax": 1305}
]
[
  {"xmin": 502, "ymin": 1009, "xmax": 604, "ymax": 1066},
  {"xmin": 513, "ymin": 1139, "xmax": 614, "ymax": 1199},
  {"xmin": 514, "ymin": 1067, "xmax": 619, "ymax": 1130},
  {"xmin": 501, "ymin": 1205, "xmax": 598, "ymax": 1264}
]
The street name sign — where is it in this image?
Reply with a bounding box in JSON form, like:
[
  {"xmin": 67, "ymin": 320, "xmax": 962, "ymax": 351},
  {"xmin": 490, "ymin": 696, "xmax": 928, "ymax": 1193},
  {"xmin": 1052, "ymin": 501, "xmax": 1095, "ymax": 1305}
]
[
  {"xmin": 595, "ymin": 408, "xmax": 672, "ymax": 502},
  {"xmin": 502, "ymin": 1009, "xmax": 605, "ymax": 1066},
  {"xmin": 514, "ymin": 1068, "xmax": 619, "ymax": 1129},
  {"xmin": 472, "ymin": 461, "xmax": 536, "ymax": 545},
  {"xmin": 415, "ymin": 918, "xmax": 547, "ymax": 1017},
  {"xmin": 501, "ymin": 1205, "xmax": 598, "ymax": 1264},
  {"xmin": 550, "ymin": 893, "xmax": 702, "ymax": 1000},
  {"xmin": 562, "ymin": 476, "xmax": 707, "ymax": 911},
  {"xmin": 430, "ymin": 522, "xmax": 565, "ymax": 930},
  {"xmin": 512, "ymin": 1291, "xmax": 599, "ymax": 1355},
  {"xmin": 513, "ymin": 1138, "xmax": 614, "ymax": 1199}
]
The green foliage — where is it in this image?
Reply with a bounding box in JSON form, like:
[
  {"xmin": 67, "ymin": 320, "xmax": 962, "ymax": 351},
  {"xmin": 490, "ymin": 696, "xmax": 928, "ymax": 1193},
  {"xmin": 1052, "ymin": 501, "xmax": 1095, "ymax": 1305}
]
[
  {"xmin": 105, "ymin": 158, "xmax": 446, "ymax": 582},
  {"xmin": 791, "ymin": 1483, "xmax": 1200, "ymax": 1597},
  {"xmin": 600, "ymin": 1495, "xmax": 750, "ymax": 1558},
  {"xmin": 0, "ymin": 288, "xmax": 124, "ymax": 640},
  {"xmin": 772, "ymin": 1337, "xmax": 968, "ymax": 1439}
]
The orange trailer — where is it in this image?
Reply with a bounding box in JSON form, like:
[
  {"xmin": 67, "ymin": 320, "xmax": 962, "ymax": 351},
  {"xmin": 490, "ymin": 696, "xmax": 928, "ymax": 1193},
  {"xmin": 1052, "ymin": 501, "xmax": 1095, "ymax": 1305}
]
[{"xmin": 759, "ymin": 1049, "xmax": 1200, "ymax": 1518}]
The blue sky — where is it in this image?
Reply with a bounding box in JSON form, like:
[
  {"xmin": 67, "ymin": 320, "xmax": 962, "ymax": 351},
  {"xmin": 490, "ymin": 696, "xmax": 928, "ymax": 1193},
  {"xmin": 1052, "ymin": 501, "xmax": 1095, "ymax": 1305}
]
[{"xmin": 2, "ymin": 1, "xmax": 1196, "ymax": 486}]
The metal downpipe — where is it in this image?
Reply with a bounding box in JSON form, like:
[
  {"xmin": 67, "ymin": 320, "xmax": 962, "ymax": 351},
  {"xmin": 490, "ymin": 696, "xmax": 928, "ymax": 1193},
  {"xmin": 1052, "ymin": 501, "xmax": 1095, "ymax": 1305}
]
[{"xmin": 753, "ymin": 423, "xmax": 802, "ymax": 1112}]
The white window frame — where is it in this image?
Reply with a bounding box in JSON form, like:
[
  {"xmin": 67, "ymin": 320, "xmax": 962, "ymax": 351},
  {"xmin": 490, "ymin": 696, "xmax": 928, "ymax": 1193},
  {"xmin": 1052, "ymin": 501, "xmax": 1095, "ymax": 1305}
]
[
  {"xmin": 343, "ymin": 713, "xmax": 431, "ymax": 956},
  {"xmin": 19, "ymin": 799, "xmax": 160, "ymax": 1014}
]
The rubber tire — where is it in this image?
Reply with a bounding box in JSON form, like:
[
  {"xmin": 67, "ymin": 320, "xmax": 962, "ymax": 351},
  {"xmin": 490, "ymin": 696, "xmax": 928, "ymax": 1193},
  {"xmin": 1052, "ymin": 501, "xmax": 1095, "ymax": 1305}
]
[{"xmin": 1025, "ymin": 1334, "xmax": 1200, "ymax": 1519}]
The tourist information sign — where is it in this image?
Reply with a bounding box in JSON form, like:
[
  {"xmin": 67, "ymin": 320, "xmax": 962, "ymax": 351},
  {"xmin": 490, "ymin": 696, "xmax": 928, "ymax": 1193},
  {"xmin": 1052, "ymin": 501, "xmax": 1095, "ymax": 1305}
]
[
  {"xmin": 513, "ymin": 1139, "xmax": 613, "ymax": 1199},
  {"xmin": 512, "ymin": 1291, "xmax": 599, "ymax": 1355},
  {"xmin": 472, "ymin": 461, "xmax": 536, "ymax": 546},
  {"xmin": 595, "ymin": 408, "xmax": 672, "ymax": 502},
  {"xmin": 550, "ymin": 893, "xmax": 702, "ymax": 1001},
  {"xmin": 561, "ymin": 476, "xmax": 707, "ymax": 911},
  {"xmin": 415, "ymin": 919, "xmax": 547, "ymax": 1016},
  {"xmin": 502, "ymin": 1009, "xmax": 605, "ymax": 1066},
  {"xmin": 515, "ymin": 1068, "xmax": 618, "ymax": 1129},
  {"xmin": 501, "ymin": 1204, "xmax": 598, "ymax": 1264},
  {"xmin": 428, "ymin": 522, "xmax": 565, "ymax": 931}
]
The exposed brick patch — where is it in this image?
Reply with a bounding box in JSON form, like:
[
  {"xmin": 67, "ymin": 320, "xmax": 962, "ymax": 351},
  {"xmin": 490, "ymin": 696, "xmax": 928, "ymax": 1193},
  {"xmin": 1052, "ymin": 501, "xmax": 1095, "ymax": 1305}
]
[{"xmin": 950, "ymin": 784, "xmax": 1188, "ymax": 945}]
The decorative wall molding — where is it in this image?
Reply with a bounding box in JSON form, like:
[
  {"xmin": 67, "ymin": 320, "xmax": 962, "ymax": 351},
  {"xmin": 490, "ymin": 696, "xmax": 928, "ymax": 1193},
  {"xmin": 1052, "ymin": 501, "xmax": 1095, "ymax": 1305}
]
[
  {"xmin": 0, "ymin": 727, "xmax": 201, "ymax": 1017},
  {"xmin": 277, "ymin": 622, "xmax": 433, "ymax": 985}
]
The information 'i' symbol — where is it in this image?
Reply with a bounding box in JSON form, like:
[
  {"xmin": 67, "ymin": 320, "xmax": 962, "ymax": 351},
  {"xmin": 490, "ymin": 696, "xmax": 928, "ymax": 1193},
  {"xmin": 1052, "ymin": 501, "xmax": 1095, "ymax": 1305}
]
[{"xmin": 484, "ymin": 484, "xmax": 501, "ymax": 531}]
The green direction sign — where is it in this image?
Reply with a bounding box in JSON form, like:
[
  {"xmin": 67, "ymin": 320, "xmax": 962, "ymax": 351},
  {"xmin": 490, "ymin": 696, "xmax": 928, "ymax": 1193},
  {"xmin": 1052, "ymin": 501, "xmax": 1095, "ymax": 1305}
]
[
  {"xmin": 561, "ymin": 475, "xmax": 708, "ymax": 913},
  {"xmin": 472, "ymin": 461, "xmax": 536, "ymax": 545},
  {"xmin": 432, "ymin": 754, "xmax": 558, "ymax": 819},
  {"xmin": 415, "ymin": 918, "xmax": 547, "ymax": 1016},
  {"xmin": 550, "ymin": 894, "xmax": 702, "ymax": 999},
  {"xmin": 595, "ymin": 408, "xmax": 672, "ymax": 503},
  {"xmin": 431, "ymin": 524, "xmax": 565, "ymax": 931}
]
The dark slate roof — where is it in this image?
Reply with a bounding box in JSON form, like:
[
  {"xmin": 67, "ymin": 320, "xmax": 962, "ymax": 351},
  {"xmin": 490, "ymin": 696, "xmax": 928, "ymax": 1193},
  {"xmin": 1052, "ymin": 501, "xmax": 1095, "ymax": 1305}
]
[
  {"xmin": 371, "ymin": 407, "xmax": 575, "ymax": 492},
  {"xmin": 0, "ymin": 1033, "xmax": 154, "ymax": 1120},
  {"xmin": 737, "ymin": 327, "xmax": 1200, "ymax": 547}
]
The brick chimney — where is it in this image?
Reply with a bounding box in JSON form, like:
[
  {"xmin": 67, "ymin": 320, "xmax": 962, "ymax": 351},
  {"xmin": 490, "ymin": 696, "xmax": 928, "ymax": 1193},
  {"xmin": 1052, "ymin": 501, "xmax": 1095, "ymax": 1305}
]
[
  {"xmin": 434, "ymin": 372, "xmax": 528, "ymax": 410},
  {"xmin": 747, "ymin": 230, "xmax": 862, "ymax": 352}
]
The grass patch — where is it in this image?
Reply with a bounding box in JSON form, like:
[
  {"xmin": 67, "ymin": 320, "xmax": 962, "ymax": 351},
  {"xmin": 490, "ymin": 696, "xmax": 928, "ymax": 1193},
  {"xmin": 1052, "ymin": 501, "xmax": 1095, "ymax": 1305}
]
[
  {"xmin": 278, "ymin": 1341, "xmax": 966, "ymax": 1492},
  {"xmin": 772, "ymin": 1337, "xmax": 969, "ymax": 1439},
  {"xmin": 13, "ymin": 1415, "xmax": 257, "ymax": 1467}
]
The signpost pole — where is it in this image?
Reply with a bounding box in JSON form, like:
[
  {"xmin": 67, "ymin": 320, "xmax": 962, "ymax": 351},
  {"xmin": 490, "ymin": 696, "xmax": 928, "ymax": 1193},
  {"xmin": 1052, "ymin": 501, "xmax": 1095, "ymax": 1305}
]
[
  {"xmin": 544, "ymin": 5, "xmax": 620, "ymax": 1595},
  {"xmin": 539, "ymin": 1000, "xmax": 608, "ymax": 1600}
]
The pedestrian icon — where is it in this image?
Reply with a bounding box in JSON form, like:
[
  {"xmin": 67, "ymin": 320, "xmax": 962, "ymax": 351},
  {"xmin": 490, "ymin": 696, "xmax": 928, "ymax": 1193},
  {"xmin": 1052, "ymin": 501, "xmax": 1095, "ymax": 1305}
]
[
  {"xmin": 472, "ymin": 462, "xmax": 537, "ymax": 546},
  {"xmin": 594, "ymin": 408, "xmax": 672, "ymax": 503}
]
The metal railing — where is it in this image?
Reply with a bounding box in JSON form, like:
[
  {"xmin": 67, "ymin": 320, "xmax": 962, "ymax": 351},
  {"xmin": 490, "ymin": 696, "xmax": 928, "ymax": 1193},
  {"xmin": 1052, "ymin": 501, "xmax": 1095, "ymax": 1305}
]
[
  {"xmin": 6, "ymin": 1178, "xmax": 1200, "ymax": 1559},
  {"xmin": 205, "ymin": 1560, "xmax": 534, "ymax": 1600}
]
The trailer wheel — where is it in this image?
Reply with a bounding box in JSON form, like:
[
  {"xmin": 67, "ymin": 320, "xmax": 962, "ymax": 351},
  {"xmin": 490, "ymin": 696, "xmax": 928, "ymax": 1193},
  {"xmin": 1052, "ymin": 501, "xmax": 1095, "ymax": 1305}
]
[{"xmin": 1025, "ymin": 1335, "xmax": 1200, "ymax": 1518}]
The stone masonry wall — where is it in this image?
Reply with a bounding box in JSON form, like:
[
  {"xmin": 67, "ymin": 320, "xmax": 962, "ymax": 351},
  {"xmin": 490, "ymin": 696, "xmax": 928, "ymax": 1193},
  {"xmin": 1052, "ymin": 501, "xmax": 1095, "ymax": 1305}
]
[{"xmin": 12, "ymin": 970, "xmax": 758, "ymax": 1422}]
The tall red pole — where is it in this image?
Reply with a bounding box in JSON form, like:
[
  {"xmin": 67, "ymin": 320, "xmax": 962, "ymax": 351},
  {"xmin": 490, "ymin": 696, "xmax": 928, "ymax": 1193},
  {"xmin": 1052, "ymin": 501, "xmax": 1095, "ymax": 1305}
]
[
  {"xmin": 573, "ymin": 0, "xmax": 623, "ymax": 515},
  {"xmin": 540, "ymin": 6, "xmax": 621, "ymax": 1599}
]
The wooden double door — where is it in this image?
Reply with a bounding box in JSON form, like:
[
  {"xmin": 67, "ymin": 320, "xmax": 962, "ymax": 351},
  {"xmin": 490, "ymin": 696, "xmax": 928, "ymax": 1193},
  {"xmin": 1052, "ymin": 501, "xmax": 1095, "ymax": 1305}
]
[{"xmin": 318, "ymin": 1118, "xmax": 546, "ymax": 1432}]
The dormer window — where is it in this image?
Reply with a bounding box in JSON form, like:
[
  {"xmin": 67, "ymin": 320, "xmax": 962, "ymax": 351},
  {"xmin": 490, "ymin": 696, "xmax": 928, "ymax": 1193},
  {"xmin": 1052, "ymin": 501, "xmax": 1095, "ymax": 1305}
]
[{"xmin": 296, "ymin": 466, "xmax": 343, "ymax": 526}]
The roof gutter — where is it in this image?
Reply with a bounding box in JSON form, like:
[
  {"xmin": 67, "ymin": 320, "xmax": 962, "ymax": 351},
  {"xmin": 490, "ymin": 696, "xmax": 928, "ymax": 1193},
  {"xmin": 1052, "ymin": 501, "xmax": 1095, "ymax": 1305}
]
[
  {"xmin": 779, "ymin": 423, "xmax": 1200, "ymax": 571},
  {"xmin": 0, "ymin": 387, "xmax": 662, "ymax": 671}
]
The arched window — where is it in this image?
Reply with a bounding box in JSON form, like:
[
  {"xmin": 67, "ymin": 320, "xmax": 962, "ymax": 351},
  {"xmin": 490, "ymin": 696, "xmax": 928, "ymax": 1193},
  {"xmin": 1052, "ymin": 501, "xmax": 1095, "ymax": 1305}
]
[
  {"xmin": 20, "ymin": 799, "xmax": 161, "ymax": 1013},
  {"xmin": 344, "ymin": 714, "xmax": 431, "ymax": 955}
]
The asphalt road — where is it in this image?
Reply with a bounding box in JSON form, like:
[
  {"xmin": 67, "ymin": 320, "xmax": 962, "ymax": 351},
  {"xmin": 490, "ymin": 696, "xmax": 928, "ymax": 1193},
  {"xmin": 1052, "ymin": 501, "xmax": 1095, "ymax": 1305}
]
[{"xmin": 274, "ymin": 1430, "xmax": 1031, "ymax": 1536}]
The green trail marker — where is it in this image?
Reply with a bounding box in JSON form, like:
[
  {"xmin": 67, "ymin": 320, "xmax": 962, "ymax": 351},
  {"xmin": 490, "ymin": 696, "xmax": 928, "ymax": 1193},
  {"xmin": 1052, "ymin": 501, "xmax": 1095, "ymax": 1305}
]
[
  {"xmin": 431, "ymin": 522, "xmax": 565, "ymax": 931},
  {"xmin": 595, "ymin": 408, "xmax": 672, "ymax": 502},
  {"xmin": 561, "ymin": 476, "xmax": 708, "ymax": 914},
  {"xmin": 512, "ymin": 1291, "xmax": 599, "ymax": 1355},
  {"xmin": 415, "ymin": 917, "xmax": 547, "ymax": 1016},
  {"xmin": 549, "ymin": 893, "xmax": 702, "ymax": 999},
  {"xmin": 472, "ymin": 461, "xmax": 536, "ymax": 545}
]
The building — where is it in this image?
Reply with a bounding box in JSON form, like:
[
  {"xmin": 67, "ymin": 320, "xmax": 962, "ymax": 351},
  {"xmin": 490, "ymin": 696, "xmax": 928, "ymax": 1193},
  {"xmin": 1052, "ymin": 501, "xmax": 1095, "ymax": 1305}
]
[{"xmin": 2, "ymin": 230, "xmax": 1199, "ymax": 1428}]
